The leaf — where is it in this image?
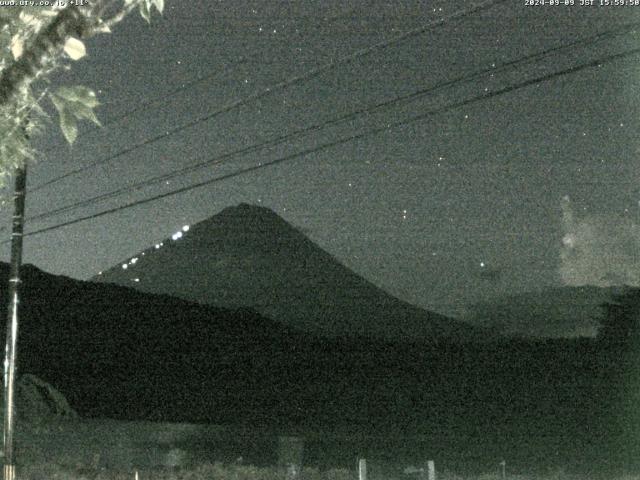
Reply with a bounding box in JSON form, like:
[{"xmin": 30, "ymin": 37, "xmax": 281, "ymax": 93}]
[
  {"xmin": 152, "ymin": 0, "xmax": 164, "ymax": 14},
  {"xmin": 50, "ymin": 94, "xmax": 74, "ymax": 143},
  {"xmin": 69, "ymin": 101, "xmax": 101, "ymax": 127},
  {"xmin": 10, "ymin": 35, "xmax": 23, "ymax": 60},
  {"xmin": 50, "ymin": 93, "xmax": 64, "ymax": 115},
  {"xmin": 59, "ymin": 107, "xmax": 78, "ymax": 144},
  {"xmin": 139, "ymin": 1, "xmax": 151, "ymax": 23},
  {"xmin": 50, "ymin": 89, "xmax": 101, "ymax": 145},
  {"xmin": 63, "ymin": 37, "xmax": 86, "ymax": 60},
  {"xmin": 94, "ymin": 22, "xmax": 112, "ymax": 34},
  {"xmin": 55, "ymin": 86, "xmax": 99, "ymax": 108},
  {"xmin": 18, "ymin": 11, "xmax": 39, "ymax": 27}
]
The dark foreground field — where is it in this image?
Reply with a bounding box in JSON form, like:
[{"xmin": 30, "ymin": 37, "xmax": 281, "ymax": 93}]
[
  {"xmin": 8, "ymin": 416, "xmax": 637, "ymax": 479},
  {"xmin": 9, "ymin": 417, "xmax": 640, "ymax": 480},
  {"xmin": 3, "ymin": 266, "xmax": 640, "ymax": 477}
]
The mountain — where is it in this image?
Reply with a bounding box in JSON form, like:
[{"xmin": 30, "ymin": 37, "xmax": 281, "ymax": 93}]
[
  {"xmin": 0, "ymin": 262, "xmax": 525, "ymax": 428},
  {"xmin": 93, "ymin": 203, "xmax": 482, "ymax": 342},
  {"xmin": 0, "ymin": 263, "xmax": 632, "ymax": 469},
  {"xmin": 464, "ymin": 285, "xmax": 630, "ymax": 338},
  {"xmin": 0, "ymin": 263, "xmax": 313, "ymax": 423}
]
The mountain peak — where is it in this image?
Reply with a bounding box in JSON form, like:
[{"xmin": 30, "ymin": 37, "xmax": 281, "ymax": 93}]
[
  {"xmin": 95, "ymin": 204, "xmax": 485, "ymax": 342},
  {"xmin": 217, "ymin": 203, "xmax": 293, "ymax": 225},
  {"xmin": 219, "ymin": 203, "xmax": 277, "ymax": 217}
]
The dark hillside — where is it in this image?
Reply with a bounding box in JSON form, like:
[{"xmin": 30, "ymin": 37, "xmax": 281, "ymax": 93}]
[{"xmin": 0, "ymin": 263, "xmax": 636, "ymax": 471}]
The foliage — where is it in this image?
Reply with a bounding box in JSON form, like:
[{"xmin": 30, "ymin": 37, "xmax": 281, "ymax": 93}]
[
  {"xmin": 0, "ymin": 0, "xmax": 164, "ymax": 188},
  {"xmin": 50, "ymin": 85, "xmax": 101, "ymax": 144}
]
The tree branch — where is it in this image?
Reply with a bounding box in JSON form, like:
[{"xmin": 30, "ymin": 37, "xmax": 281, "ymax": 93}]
[{"xmin": 102, "ymin": 1, "xmax": 140, "ymax": 29}]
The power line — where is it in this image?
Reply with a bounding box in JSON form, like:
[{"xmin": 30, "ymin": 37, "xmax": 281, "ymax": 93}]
[
  {"xmin": 13, "ymin": 44, "xmax": 640, "ymax": 242},
  {"xmin": 22, "ymin": 22, "xmax": 640, "ymax": 225},
  {"xmin": 40, "ymin": 5, "xmax": 365, "ymax": 151},
  {"xmin": 36, "ymin": 6, "xmax": 363, "ymax": 160},
  {"xmin": 42, "ymin": 56, "xmax": 253, "ymax": 152},
  {"xmin": 29, "ymin": 0, "xmax": 507, "ymax": 193}
]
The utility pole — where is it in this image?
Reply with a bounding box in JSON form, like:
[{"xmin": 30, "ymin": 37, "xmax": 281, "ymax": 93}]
[
  {"xmin": 0, "ymin": 7, "xmax": 87, "ymax": 478},
  {"xmin": 0, "ymin": 12, "xmax": 90, "ymax": 476},
  {"xmin": 0, "ymin": 4, "xmax": 158, "ymax": 478},
  {"xmin": 2, "ymin": 159, "xmax": 27, "ymax": 480}
]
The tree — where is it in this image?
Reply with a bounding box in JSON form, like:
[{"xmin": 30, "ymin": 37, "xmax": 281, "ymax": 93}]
[
  {"xmin": 0, "ymin": 2, "xmax": 164, "ymax": 478},
  {"xmin": 0, "ymin": 0, "xmax": 165, "ymax": 167}
]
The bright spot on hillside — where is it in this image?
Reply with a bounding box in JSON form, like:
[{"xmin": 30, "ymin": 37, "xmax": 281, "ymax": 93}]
[
  {"xmin": 172, "ymin": 231, "xmax": 183, "ymax": 240},
  {"xmin": 182, "ymin": 225, "xmax": 190, "ymax": 232}
]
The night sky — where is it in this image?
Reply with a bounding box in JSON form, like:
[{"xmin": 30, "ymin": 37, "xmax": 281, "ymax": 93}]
[{"xmin": 2, "ymin": 0, "xmax": 639, "ymax": 318}]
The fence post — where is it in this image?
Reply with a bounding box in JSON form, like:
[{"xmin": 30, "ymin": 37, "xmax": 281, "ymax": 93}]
[
  {"xmin": 358, "ymin": 458, "xmax": 367, "ymax": 480},
  {"xmin": 427, "ymin": 460, "xmax": 436, "ymax": 480}
]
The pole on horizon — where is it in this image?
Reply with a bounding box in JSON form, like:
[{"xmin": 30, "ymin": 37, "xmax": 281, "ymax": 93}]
[{"xmin": 3, "ymin": 163, "xmax": 27, "ymax": 480}]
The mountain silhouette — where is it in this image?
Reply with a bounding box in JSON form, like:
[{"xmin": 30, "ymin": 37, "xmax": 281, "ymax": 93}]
[
  {"xmin": 94, "ymin": 203, "xmax": 483, "ymax": 342},
  {"xmin": 0, "ymin": 263, "xmax": 312, "ymax": 422},
  {"xmin": 0, "ymin": 263, "xmax": 631, "ymax": 469}
]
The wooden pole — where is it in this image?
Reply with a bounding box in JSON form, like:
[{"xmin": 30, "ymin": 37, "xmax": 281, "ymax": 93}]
[{"xmin": 3, "ymin": 165, "xmax": 27, "ymax": 480}]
